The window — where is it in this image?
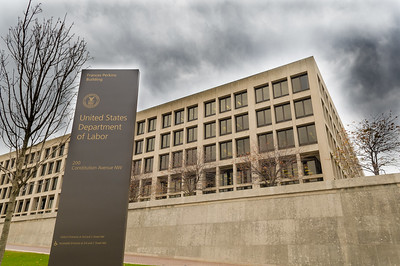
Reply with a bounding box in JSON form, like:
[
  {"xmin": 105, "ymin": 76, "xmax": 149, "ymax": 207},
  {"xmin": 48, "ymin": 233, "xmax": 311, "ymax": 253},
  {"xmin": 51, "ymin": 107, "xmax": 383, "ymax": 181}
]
[
  {"xmin": 186, "ymin": 148, "xmax": 197, "ymax": 166},
  {"xmin": 204, "ymin": 122, "xmax": 216, "ymax": 139},
  {"xmin": 302, "ymin": 156, "xmax": 322, "ymax": 175},
  {"xmin": 258, "ymin": 132, "xmax": 274, "ymax": 152},
  {"xmin": 37, "ymin": 180, "xmax": 43, "ymax": 193},
  {"xmin": 281, "ymin": 158, "xmax": 298, "ymax": 178},
  {"xmin": 148, "ymin": 117, "xmax": 157, "ymax": 132},
  {"xmin": 220, "ymin": 141, "xmax": 233, "ymax": 160},
  {"xmin": 277, "ymin": 128, "xmax": 295, "ymax": 149},
  {"xmin": 220, "ymin": 168, "xmax": 233, "ymax": 186},
  {"xmin": 47, "ymin": 162, "xmax": 54, "ymax": 175},
  {"xmin": 220, "ymin": 118, "xmax": 232, "ymax": 135},
  {"xmin": 237, "ymin": 165, "xmax": 252, "ymax": 184},
  {"xmin": 51, "ymin": 147, "xmax": 57, "ymax": 158},
  {"xmin": 187, "ymin": 127, "xmax": 197, "ymax": 143},
  {"xmin": 172, "ymin": 151, "xmax": 183, "ymax": 168},
  {"xmin": 275, "ymin": 103, "xmax": 292, "ymax": 123},
  {"xmin": 255, "ymin": 85, "xmax": 269, "ymax": 103},
  {"xmin": 16, "ymin": 200, "xmax": 23, "ymax": 213},
  {"xmin": 157, "ymin": 177, "xmax": 168, "ymax": 194},
  {"xmin": 146, "ymin": 137, "xmax": 155, "ymax": 152},
  {"xmin": 298, "ymin": 124, "xmax": 317, "ymax": 145},
  {"xmin": 174, "ymin": 130, "xmax": 184, "ymax": 146},
  {"xmin": 48, "ymin": 196, "xmax": 55, "ymax": 209},
  {"xmin": 144, "ymin": 157, "xmax": 153, "ymax": 173},
  {"xmin": 135, "ymin": 140, "xmax": 143, "ymax": 155},
  {"xmin": 44, "ymin": 179, "xmax": 50, "ymax": 192},
  {"xmin": 55, "ymin": 160, "xmax": 62, "ymax": 173},
  {"xmin": 159, "ymin": 154, "xmax": 169, "ymax": 170},
  {"xmin": 295, "ymin": 98, "xmax": 313, "ymax": 118},
  {"xmin": 170, "ymin": 176, "xmax": 182, "ymax": 193},
  {"xmin": 24, "ymin": 155, "xmax": 29, "ymax": 165},
  {"xmin": 141, "ymin": 179, "xmax": 152, "ymax": 197},
  {"xmin": 28, "ymin": 183, "xmax": 34, "ymax": 194},
  {"xmin": 59, "ymin": 144, "xmax": 65, "ymax": 156},
  {"xmin": 51, "ymin": 177, "xmax": 58, "ymax": 190},
  {"xmin": 236, "ymin": 137, "xmax": 250, "ymax": 156},
  {"xmin": 256, "ymin": 108, "xmax": 272, "ymax": 127},
  {"xmin": 205, "ymin": 170, "xmax": 216, "ymax": 188},
  {"xmin": 29, "ymin": 153, "xmax": 36, "ymax": 164},
  {"xmin": 23, "ymin": 199, "xmax": 30, "ymax": 212},
  {"xmin": 162, "ymin": 113, "xmax": 171, "ymax": 128},
  {"xmin": 40, "ymin": 164, "xmax": 47, "ymax": 176},
  {"xmin": 133, "ymin": 160, "xmax": 141, "ymax": 175},
  {"xmin": 184, "ymin": 174, "xmax": 197, "ymax": 193},
  {"xmin": 44, "ymin": 148, "xmax": 50, "ymax": 159},
  {"xmin": 204, "ymin": 144, "xmax": 216, "ymax": 162},
  {"xmin": 273, "ymin": 79, "xmax": 289, "ymax": 98},
  {"xmin": 292, "ymin": 73, "xmax": 309, "ymax": 93},
  {"xmin": 40, "ymin": 198, "xmax": 46, "ymax": 210},
  {"xmin": 205, "ymin": 100, "xmax": 216, "ymax": 117},
  {"xmin": 175, "ymin": 110, "xmax": 184, "ymax": 125},
  {"xmin": 235, "ymin": 113, "xmax": 249, "ymax": 132},
  {"xmin": 188, "ymin": 105, "xmax": 198, "ymax": 121},
  {"xmin": 161, "ymin": 133, "xmax": 170, "ymax": 149},
  {"xmin": 137, "ymin": 121, "xmax": 145, "ymax": 135},
  {"xmin": 219, "ymin": 96, "xmax": 231, "ymax": 113},
  {"xmin": 235, "ymin": 91, "xmax": 248, "ymax": 109}
]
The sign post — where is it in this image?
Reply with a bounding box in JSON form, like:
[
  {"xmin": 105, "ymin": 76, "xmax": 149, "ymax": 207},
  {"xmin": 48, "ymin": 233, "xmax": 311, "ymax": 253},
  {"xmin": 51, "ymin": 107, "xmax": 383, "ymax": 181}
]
[{"xmin": 49, "ymin": 69, "xmax": 139, "ymax": 266}]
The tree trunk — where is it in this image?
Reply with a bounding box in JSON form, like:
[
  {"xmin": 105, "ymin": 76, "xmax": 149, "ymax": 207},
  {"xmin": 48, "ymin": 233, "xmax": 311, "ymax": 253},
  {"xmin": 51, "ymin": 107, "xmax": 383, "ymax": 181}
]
[
  {"xmin": 0, "ymin": 182, "xmax": 19, "ymax": 264},
  {"xmin": 372, "ymin": 152, "xmax": 380, "ymax": 175}
]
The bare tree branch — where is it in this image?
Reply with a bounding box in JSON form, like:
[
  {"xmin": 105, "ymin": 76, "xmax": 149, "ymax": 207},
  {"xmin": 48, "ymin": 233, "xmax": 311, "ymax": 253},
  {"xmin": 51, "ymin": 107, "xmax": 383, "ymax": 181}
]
[
  {"xmin": 348, "ymin": 111, "xmax": 400, "ymax": 175},
  {"xmin": 0, "ymin": 1, "xmax": 90, "ymax": 261},
  {"xmin": 238, "ymin": 147, "xmax": 299, "ymax": 187}
]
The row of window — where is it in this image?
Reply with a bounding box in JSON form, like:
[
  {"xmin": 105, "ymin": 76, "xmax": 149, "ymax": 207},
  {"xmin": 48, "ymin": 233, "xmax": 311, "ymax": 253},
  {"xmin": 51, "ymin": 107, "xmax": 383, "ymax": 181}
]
[
  {"xmin": 0, "ymin": 176, "xmax": 58, "ymax": 201},
  {"xmin": 0, "ymin": 194, "xmax": 57, "ymax": 217},
  {"xmin": 133, "ymin": 155, "xmax": 322, "ymax": 199},
  {"xmin": 0, "ymin": 144, "xmax": 65, "ymax": 171},
  {"xmin": 137, "ymin": 98, "xmax": 312, "ymax": 151},
  {"xmin": 146, "ymin": 99, "xmax": 306, "ymax": 153},
  {"xmin": 136, "ymin": 74, "xmax": 310, "ymax": 135},
  {"xmin": 0, "ymin": 159, "xmax": 62, "ymax": 186},
  {"xmin": 134, "ymin": 124, "xmax": 317, "ymax": 174}
]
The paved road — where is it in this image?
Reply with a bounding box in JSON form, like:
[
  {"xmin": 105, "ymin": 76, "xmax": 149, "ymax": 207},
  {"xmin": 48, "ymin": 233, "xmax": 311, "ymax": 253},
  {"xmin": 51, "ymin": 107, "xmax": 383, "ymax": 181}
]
[{"xmin": 6, "ymin": 244, "xmax": 242, "ymax": 266}]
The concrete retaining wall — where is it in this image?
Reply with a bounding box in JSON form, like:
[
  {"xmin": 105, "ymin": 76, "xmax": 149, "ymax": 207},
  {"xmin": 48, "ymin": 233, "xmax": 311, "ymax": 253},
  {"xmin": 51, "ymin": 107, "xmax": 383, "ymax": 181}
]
[{"xmin": 3, "ymin": 174, "xmax": 400, "ymax": 265}]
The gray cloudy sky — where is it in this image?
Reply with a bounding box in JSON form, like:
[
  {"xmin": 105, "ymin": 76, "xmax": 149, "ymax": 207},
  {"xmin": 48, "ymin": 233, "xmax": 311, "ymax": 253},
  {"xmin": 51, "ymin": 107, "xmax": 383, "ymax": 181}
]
[{"xmin": 1, "ymin": 0, "xmax": 399, "ymax": 125}]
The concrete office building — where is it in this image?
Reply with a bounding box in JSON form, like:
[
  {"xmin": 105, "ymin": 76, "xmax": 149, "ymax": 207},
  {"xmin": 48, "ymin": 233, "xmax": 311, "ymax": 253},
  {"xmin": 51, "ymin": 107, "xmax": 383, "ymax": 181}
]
[
  {"xmin": 0, "ymin": 56, "xmax": 362, "ymax": 217},
  {"xmin": 130, "ymin": 56, "xmax": 363, "ymax": 202}
]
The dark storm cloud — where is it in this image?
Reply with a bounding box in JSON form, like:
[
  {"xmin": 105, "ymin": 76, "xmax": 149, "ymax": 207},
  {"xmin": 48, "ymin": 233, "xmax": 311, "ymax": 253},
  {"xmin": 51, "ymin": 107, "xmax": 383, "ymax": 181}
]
[
  {"xmin": 71, "ymin": 1, "xmax": 265, "ymax": 96},
  {"xmin": 334, "ymin": 24, "xmax": 400, "ymax": 115},
  {"xmin": 1, "ymin": 0, "xmax": 400, "ymax": 116}
]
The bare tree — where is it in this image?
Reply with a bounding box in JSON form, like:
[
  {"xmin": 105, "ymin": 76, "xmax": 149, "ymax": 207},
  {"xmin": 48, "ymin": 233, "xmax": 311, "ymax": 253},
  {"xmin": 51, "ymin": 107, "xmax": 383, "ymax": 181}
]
[
  {"xmin": 238, "ymin": 147, "xmax": 299, "ymax": 187},
  {"xmin": 349, "ymin": 112, "xmax": 400, "ymax": 175},
  {"xmin": 128, "ymin": 173, "xmax": 140, "ymax": 203},
  {"xmin": 170, "ymin": 149, "xmax": 211, "ymax": 196},
  {"xmin": 333, "ymin": 126, "xmax": 363, "ymax": 178},
  {"xmin": 0, "ymin": 1, "xmax": 90, "ymax": 261}
]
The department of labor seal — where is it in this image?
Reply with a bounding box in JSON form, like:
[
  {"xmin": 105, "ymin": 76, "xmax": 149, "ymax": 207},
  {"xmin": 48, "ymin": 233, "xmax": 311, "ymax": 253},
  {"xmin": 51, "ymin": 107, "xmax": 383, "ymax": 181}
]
[{"xmin": 83, "ymin": 93, "xmax": 100, "ymax": 109}]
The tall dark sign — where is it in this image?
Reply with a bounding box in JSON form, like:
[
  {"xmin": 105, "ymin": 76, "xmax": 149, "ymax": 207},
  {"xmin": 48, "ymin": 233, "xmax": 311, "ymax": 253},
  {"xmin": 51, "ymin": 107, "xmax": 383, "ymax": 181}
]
[{"xmin": 49, "ymin": 70, "xmax": 139, "ymax": 266}]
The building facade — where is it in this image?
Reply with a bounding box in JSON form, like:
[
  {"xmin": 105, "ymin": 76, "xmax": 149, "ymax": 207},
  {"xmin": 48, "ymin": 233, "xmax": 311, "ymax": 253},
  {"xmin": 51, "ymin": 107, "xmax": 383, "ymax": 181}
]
[
  {"xmin": 130, "ymin": 56, "xmax": 363, "ymax": 201},
  {"xmin": 0, "ymin": 57, "xmax": 362, "ymax": 216}
]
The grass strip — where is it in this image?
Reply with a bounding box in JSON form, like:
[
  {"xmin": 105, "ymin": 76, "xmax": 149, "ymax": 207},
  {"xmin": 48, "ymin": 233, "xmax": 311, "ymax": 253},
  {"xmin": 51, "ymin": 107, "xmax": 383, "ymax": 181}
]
[{"xmin": 3, "ymin": 250, "xmax": 150, "ymax": 266}]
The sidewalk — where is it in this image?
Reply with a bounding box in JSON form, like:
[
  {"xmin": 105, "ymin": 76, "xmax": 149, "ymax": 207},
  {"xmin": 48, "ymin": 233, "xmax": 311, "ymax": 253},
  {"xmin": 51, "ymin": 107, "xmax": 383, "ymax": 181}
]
[{"xmin": 6, "ymin": 244, "xmax": 241, "ymax": 266}]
